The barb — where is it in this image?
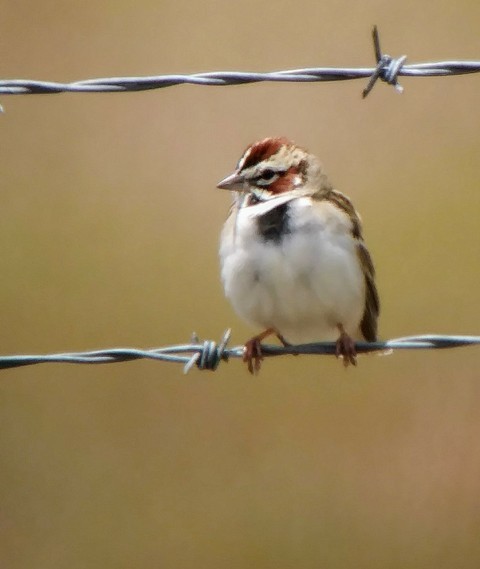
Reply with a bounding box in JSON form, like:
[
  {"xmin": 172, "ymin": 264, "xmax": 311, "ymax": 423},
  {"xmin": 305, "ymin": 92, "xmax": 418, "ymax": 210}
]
[
  {"xmin": 0, "ymin": 27, "xmax": 479, "ymax": 101},
  {"xmin": 362, "ymin": 25, "xmax": 407, "ymax": 97},
  {"xmin": 0, "ymin": 332, "xmax": 478, "ymax": 374}
]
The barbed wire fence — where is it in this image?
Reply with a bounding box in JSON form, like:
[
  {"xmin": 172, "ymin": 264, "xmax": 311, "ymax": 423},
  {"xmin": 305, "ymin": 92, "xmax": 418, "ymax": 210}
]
[
  {"xmin": 0, "ymin": 331, "xmax": 480, "ymax": 373},
  {"xmin": 1, "ymin": 26, "xmax": 479, "ymax": 372},
  {"xmin": 1, "ymin": 27, "xmax": 479, "ymax": 108}
]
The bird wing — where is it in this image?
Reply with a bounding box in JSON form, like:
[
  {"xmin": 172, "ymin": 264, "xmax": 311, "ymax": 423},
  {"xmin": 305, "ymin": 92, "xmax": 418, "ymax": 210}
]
[{"xmin": 326, "ymin": 190, "xmax": 380, "ymax": 341}]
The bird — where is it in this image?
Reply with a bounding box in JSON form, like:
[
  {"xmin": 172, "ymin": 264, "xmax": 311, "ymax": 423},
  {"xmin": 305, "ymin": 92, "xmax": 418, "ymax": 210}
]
[{"xmin": 217, "ymin": 137, "xmax": 379, "ymax": 373}]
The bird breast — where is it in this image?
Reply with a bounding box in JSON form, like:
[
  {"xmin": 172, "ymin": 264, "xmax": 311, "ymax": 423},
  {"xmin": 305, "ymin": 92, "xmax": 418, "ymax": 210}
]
[{"xmin": 220, "ymin": 197, "xmax": 366, "ymax": 342}]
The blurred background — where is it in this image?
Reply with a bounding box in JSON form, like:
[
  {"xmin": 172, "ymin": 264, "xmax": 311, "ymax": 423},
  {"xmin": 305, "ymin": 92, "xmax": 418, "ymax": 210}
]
[{"xmin": 1, "ymin": 1, "xmax": 480, "ymax": 567}]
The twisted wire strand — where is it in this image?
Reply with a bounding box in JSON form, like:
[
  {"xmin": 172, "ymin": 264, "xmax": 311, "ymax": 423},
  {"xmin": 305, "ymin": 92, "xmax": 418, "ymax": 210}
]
[
  {"xmin": 0, "ymin": 331, "xmax": 478, "ymax": 374},
  {"xmin": 1, "ymin": 28, "xmax": 479, "ymax": 371},
  {"xmin": 0, "ymin": 27, "xmax": 479, "ymax": 100},
  {"xmin": 2, "ymin": 62, "xmax": 479, "ymax": 95}
]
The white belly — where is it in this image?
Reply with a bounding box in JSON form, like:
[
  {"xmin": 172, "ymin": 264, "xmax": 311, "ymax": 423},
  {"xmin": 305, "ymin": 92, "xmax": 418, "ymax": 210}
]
[{"xmin": 220, "ymin": 197, "xmax": 365, "ymax": 343}]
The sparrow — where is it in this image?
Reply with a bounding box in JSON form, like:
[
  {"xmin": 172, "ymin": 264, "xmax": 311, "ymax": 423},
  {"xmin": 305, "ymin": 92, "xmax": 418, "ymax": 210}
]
[{"xmin": 217, "ymin": 137, "xmax": 379, "ymax": 373}]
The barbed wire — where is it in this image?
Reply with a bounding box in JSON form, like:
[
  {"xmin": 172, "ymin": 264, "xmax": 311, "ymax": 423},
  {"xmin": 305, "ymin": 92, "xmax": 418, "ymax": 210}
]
[
  {"xmin": 0, "ymin": 330, "xmax": 479, "ymax": 374},
  {"xmin": 1, "ymin": 26, "xmax": 479, "ymax": 373},
  {"xmin": 0, "ymin": 27, "xmax": 479, "ymax": 105}
]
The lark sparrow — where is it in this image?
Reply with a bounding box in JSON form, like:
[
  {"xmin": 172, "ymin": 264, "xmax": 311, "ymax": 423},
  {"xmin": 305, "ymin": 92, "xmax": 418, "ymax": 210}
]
[{"xmin": 217, "ymin": 137, "xmax": 379, "ymax": 373}]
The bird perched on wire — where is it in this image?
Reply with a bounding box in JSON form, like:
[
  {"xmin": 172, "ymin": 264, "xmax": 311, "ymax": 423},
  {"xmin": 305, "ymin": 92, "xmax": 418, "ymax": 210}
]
[{"xmin": 217, "ymin": 137, "xmax": 379, "ymax": 373}]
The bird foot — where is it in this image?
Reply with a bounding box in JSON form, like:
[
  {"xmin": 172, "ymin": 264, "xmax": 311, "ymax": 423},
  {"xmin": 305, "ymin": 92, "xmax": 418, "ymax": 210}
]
[
  {"xmin": 243, "ymin": 328, "xmax": 275, "ymax": 374},
  {"xmin": 335, "ymin": 327, "xmax": 357, "ymax": 367}
]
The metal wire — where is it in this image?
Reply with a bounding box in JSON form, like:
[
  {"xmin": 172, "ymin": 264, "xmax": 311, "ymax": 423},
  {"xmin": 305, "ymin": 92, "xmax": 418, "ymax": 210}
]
[
  {"xmin": 0, "ymin": 27, "xmax": 479, "ymax": 101},
  {"xmin": 1, "ymin": 26, "xmax": 479, "ymax": 372},
  {"xmin": 0, "ymin": 330, "xmax": 479, "ymax": 374}
]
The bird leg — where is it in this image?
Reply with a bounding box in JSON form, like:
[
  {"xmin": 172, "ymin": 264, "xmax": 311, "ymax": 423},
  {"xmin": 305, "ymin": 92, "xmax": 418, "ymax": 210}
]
[
  {"xmin": 275, "ymin": 332, "xmax": 291, "ymax": 347},
  {"xmin": 275, "ymin": 332, "xmax": 302, "ymax": 357},
  {"xmin": 335, "ymin": 324, "xmax": 357, "ymax": 367},
  {"xmin": 243, "ymin": 328, "xmax": 276, "ymax": 374}
]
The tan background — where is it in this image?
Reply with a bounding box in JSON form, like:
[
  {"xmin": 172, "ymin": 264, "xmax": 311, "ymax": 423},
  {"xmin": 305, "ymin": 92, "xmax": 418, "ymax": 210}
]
[{"xmin": 1, "ymin": 1, "xmax": 480, "ymax": 568}]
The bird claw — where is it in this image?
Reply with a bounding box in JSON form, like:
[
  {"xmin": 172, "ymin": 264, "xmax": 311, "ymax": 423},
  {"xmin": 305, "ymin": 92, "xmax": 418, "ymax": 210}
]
[
  {"xmin": 242, "ymin": 328, "xmax": 276, "ymax": 374},
  {"xmin": 243, "ymin": 337, "xmax": 264, "ymax": 374},
  {"xmin": 335, "ymin": 330, "xmax": 357, "ymax": 367}
]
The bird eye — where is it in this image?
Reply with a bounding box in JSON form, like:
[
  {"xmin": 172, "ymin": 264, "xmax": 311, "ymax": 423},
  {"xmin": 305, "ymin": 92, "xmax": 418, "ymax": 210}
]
[
  {"xmin": 254, "ymin": 168, "xmax": 284, "ymax": 187},
  {"xmin": 261, "ymin": 169, "xmax": 276, "ymax": 180}
]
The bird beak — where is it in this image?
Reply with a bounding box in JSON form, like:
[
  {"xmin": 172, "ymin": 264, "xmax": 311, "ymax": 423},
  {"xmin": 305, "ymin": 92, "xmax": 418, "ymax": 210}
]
[{"xmin": 217, "ymin": 171, "xmax": 245, "ymax": 191}]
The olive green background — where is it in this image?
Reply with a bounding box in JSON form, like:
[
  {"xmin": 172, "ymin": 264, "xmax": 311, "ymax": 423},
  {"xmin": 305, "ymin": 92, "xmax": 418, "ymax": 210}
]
[{"xmin": 1, "ymin": 1, "xmax": 480, "ymax": 568}]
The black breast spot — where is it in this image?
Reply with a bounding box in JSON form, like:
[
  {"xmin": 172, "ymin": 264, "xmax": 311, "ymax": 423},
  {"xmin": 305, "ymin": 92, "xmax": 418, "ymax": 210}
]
[{"xmin": 256, "ymin": 203, "xmax": 290, "ymax": 243}]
